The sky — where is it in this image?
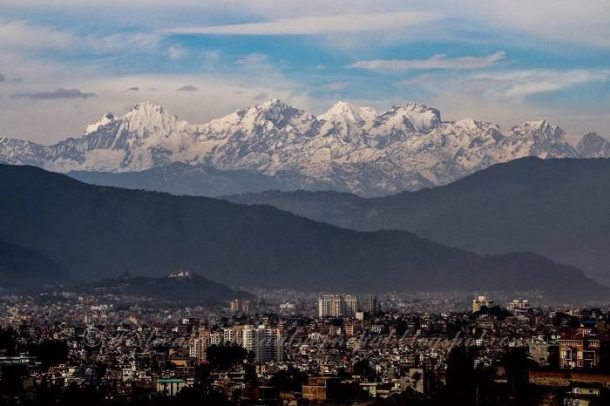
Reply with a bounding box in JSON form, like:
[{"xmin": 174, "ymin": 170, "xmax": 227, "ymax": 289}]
[{"xmin": 1, "ymin": 0, "xmax": 610, "ymax": 144}]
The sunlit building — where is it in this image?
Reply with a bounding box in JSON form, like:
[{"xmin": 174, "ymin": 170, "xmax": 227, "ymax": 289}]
[
  {"xmin": 472, "ymin": 295, "xmax": 494, "ymax": 312},
  {"xmin": 318, "ymin": 295, "xmax": 345, "ymax": 317}
]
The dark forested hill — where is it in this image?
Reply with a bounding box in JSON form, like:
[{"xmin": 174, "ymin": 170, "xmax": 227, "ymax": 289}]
[
  {"xmin": 78, "ymin": 272, "xmax": 251, "ymax": 304},
  {"xmin": 0, "ymin": 164, "xmax": 606, "ymax": 302},
  {"xmin": 227, "ymin": 158, "xmax": 610, "ymax": 284},
  {"xmin": 0, "ymin": 239, "xmax": 69, "ymax": 291}
]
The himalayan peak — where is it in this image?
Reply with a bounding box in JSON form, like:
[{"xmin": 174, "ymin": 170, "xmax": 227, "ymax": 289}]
[{"xmin": 0, "ymin": 99, "xmax": 608, "ymax": 196}]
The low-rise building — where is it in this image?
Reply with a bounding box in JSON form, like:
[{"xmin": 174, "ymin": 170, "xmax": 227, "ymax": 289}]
[
  {"xmin": 472, "ymin": 296, "xmax": 494, "ymax": 312},
  {"xmin": 156, "ymin": 378, "xmax": 188, "ymax": 396},
  {"xmin": 559, "ymin": 327, "xmax": 610, "ymax": 370}
]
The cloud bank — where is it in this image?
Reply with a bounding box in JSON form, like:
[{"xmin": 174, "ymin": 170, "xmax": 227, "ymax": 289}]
[
  {"xmin": 165, "ymin": 12, "xmax": 438, "ymax": 36},
  {"xmin": 349, "ymin": 52, "xmax": 506, "ymax": 71},
  {"xmin": 176, "ymin": 85, "xmax": 198, "ymax": 91},
  {"xmin": 11, "ymin": 88, "xmax": 97, "ymax": 100}
]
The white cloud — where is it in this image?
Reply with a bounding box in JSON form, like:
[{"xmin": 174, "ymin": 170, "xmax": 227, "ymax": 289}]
[
  {"xmin": 234, "ymin": 53, "xmax": 279, "ymax": 75},
  {"xmin": 0, "ymin": 19, "xmax": 74, "ymax": 51},
  {"xmin": 397, "ymin": 69, "xmax": 610, "ymax": 100},
  {"xmin": 236, "ymin": 53, "xmax": 268, "ymax": 66},
  {"xmin": 164, "ymin": 11, "xmax": 438, "ymax": 36},
  {"xmin": 324, "ymin": 81, "xmax": 350, "ymax": 91},
  {"xmin": 462, "ymin": 69, "xmax": 610, "ymax": 100},
  {"xmin": 167, "ymin": 46, "xmax": 187, "ymax": 60},
  {"xmin": 440, "ymin": 0, "xmax": 610, "ymax": 48},
  {"xmin": 0, "ymin": 19, "xmax": 159, "ymax": 56},
  {"xmin": 92, "ymin": 32, "xmax": 159, "ymax": 53},
  {"xmin": 349, "ymin": 51, "xmax": 505, "ymax": 71},
  {"xmin": 5, "ymin": 1, "xmax": 610, "ymax": 48},
  {"xmin": 394, "ymin": 73, "xmax": 438, "ymax": 87},
  {"xmin": 11, "ymin": 88, "xmax": 96, "ymax": 100},
  {"xmin": 392, "ymin": 68, "xmax": 610, "ymax": 136},
  {"xmin": 176, "ymin": 85, "xmax": 198, "ymax": 91}
]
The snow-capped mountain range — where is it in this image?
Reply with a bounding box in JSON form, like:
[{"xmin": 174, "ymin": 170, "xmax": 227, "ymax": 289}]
[{"xmin": 1, "ymin": 99, "xmax": 609, "ymax": 195}]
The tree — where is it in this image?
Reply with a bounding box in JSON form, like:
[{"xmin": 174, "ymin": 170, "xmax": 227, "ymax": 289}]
[
  {"xmin": 444, "ymin": 346, "xmax": 477, "ymax": 404},
  {"xmin": 472, "ymin": 305, "xmax": 512, "ymax": 320},
  {"xmin": 205, "ymin": 343, "xmax": 247, "ymax": 370},
  {"xmin": 353, "ymin": 359, "xmax": 376, "ymax": 381},
  {"xmin": 552, "ymin": 312, "xmax": 580, "ymax": 328},
  {"xmin": 0, "ymin": 364, "xmax": 28, "ymax": 396},
  {"xmin": 30, "ymin": 340, "xmax": 69, "ymax": 368},
  {"xmin": 61, "ymin": 383, "xmax": 103, "ymax": 406},
  {"xmin": 0, "ymin": 327, "xmax": 16, "ymax": 355},
  {"xmin": 270, "ymin": 368, "xmax": 308, "ymax": 392},
  {"xmin": 335, "ymin": 382, "xmax": 369, "ymax": 402},
  {"xmin": 244, "ymin": 363, "xmax": 258, "ymax": 385},
  {"xmin": 193, "ymin": 364, "xmax": 210, "ymax": 389},
  {"xmin": 501, "ymin": 347, "xmax": 534, "ymax": 402}
]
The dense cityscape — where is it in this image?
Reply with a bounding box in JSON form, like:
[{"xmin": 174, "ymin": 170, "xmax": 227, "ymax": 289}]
[{"xmin": 1, "ymin": 283, "xmax": 609, "ymax": 405}]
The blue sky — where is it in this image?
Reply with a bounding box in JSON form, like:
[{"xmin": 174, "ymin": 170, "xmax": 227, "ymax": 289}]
[{"xmin": 1, "ymin": 0, "xmax": 609, "ymax": 143}]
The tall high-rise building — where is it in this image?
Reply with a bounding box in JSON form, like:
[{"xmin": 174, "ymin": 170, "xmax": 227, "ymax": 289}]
[
  {"xmin": 188, "ymin": 330, "xmax": 215, "ymax": 360},
  {"xmin": 209, "ymin": 331, "xmax": 223, "ymax": 345},
  {"xmin": 223, "ymin": 324, "xmax": 255, "ymax": 350},
  {"xmin": 344, "ymin": 295, "xmax": 359, "ymax": 316},
  {"xmin": 229, "ymin": 299, "xmax": 240, "ymax": 313},
  {"xmin": 255, "ymin": 325, "xmax": 284, "ymax": 362},
  {"xmin": 364, "ymin": 295, "xmax": 379, "ymax": 315},
  {"xmin": 318, "ymin": 295, "xmax": 330, "ymax": 317},
  {"xmin": 241, "ymin": 325, "xmax": 256, "ymax": 352},
  {"xmin": 189, "ymin": 336, "xmax": 207, "ymax": 360},
  {"xmin": 241, "ymin": 300, "xmax": 252, "ymax": 315},
  {"xmin": 229, "ymin": 298, "xmax": 252, "ymax": 314},
  {"xmin": 318, "ymin": 295, "xmax": 345, "ymax": 317},
  {"xmin": 217, "ymin": 324, "xmax": 283, "ymax": 362},
  {"xmin": 223, "ymin": 327, "xmax": 238, "ymax": 343}
]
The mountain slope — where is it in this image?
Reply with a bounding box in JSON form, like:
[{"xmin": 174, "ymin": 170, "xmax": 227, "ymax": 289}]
[
  {"xmin": 0, "ymin": 239, "xmax": 69, "ymax": 291},
  {"xmin": 0, "ymin": 164, "xmax": 605, "ymax": 301},
  {"xmin": 227, "ymin": 158, "xmax": 610, "ymax": 284},
  {"xmin": 1, "ymin": 100, "xmax": 606, "ymax": 196},
  {"xmin": 68, "ymin": 163, "xmax": 302, "ymax": 197},
  {"xmin": 80, "ymin": 272, "xmax": 251, "ymax": 304},
  {"xmin": 576, "ymin": 132, "xmax": 610, "ymax": 158}
]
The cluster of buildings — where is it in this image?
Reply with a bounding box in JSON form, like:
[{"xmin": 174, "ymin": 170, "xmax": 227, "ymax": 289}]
[
  {"xmin": 229, "ymin": 298, "xmax": 252, "ymax": 315},
  {"xmin": 1, "ymin": 290, "xmax": 610, "ymax": 404},
  {"xmin": 317, "ymin": 294, "xmax": 379, "ymax": 318},
  {"xmin": 189, "ymin": 323, "xmax": 283, "ymax": 363},
  {"xmin": 472, "ymin": 296, "xmax": 531, "ymax": 313}
]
